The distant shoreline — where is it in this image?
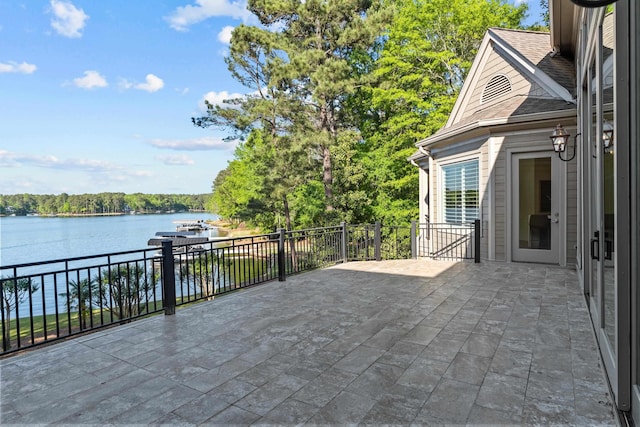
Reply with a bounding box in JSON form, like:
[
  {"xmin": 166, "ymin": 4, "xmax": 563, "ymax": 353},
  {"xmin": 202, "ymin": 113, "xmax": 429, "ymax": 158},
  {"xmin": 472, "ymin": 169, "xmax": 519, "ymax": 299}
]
[{"xmin": 1, "ymin": 211, "xmax": 212, "ymax": 218}]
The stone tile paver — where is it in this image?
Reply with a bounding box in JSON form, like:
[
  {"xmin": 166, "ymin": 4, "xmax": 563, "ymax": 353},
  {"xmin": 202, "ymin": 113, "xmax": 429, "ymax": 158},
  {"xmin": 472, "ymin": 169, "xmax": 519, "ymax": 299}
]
[{"xmin": 0, "ymin": 260, "xmax": 619, "ymax": 426}]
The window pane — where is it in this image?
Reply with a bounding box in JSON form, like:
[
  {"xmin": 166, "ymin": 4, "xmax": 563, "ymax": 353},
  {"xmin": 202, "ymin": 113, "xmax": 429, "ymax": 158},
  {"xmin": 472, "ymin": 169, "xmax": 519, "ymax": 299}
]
[
  {"xmin": 518, "ymin": 157, "xmax": 551, "ymax": 250},
  {"xmin": 443, "ymin": 160, "xmax": 479, "ymax": 223}
]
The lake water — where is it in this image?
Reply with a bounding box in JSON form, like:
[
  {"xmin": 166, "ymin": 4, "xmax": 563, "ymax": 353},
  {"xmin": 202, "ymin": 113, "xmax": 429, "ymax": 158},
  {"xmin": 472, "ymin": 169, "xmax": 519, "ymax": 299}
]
[
  {"xmin": 0, "ymin": 212, "xmax": 220, "ymax": 266},
  {"xmin": 0, "ymin": 213, "xmax": 221, "ymax": 317}
]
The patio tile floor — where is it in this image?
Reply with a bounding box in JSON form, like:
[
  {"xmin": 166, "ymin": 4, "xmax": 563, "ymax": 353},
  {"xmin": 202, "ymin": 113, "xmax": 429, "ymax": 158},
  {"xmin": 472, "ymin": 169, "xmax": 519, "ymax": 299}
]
[{"xmin": 0, "ymin": 260, "xmax": 619, "ymax": 425}]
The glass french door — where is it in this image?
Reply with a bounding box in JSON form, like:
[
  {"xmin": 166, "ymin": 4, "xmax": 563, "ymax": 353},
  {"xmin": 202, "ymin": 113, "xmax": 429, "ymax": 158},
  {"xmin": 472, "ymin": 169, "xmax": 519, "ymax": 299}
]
[
  {"xmin": 511, "ymin": 152, "xmax": 560, "ymax": 264},
  {"xmin": 586, "ymin": 8, "xmax": 620, "ymax": 403}
]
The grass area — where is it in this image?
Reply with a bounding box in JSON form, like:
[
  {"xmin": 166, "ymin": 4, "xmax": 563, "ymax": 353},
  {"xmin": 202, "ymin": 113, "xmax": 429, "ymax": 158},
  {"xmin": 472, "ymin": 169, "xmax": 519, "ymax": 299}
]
[
  {"xmin": 208, "ymin": 219, "xmax": 263, "ymax": 237},
  {"xmin": 2, "ymin": 256, "xmax": 276, "ymax": 350},
  {"xmin": 2, "ymin": 300, "xmax": 166, "ymax": 347}
]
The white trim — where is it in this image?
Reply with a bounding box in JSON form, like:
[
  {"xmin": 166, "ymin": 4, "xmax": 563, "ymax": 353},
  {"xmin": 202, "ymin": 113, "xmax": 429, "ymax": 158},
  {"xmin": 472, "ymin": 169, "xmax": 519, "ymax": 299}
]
[
  {"xmin": 489, "ymin": 31, "xmax": 575, "ymax": 103},
  {"xmin": 447, "ymin": 34, "xmax": 494, "ymax": 127},
  {"xmin": 447, "ymin": 28, "xmax": 576, "ymax": 129},
  {"xmin": 417, "ymin": 109, "xmax": 576, "ymax": 148},
  {"xmin": 429, "ymin": 135, "xmax": 487, "ymax": 157},
  {"xmin": 487, "ymin": 136, "xmax": 502, "ymax": 260},
  {"xmin": 436, "ymin": 152, "xmax": 482, "ymax": 226},
  {"xmin": 506, "ymin": 145, "xmax": 568, "ymax": 265}
]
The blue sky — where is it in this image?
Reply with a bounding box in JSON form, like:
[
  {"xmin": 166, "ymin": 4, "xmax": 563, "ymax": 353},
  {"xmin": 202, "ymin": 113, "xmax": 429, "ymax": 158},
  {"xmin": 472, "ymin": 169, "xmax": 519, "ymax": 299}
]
[{"xmin": 0, "ymin": 0, "xmax": 544, "ymax": 196}]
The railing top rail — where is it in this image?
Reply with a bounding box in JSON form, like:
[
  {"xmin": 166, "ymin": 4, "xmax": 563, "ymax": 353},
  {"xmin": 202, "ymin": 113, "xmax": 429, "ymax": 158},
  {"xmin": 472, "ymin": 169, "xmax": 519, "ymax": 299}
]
[
  {"xmin": 285, "ymin": 225, "xmax": 342, "ymax": 234},
  {"xmin": 418, "ymin": 222, "xmax": 475, "ymax": 227},
  {"xmin": 0, "ymin": 246, "xmax": 159, "ymax": 270}
]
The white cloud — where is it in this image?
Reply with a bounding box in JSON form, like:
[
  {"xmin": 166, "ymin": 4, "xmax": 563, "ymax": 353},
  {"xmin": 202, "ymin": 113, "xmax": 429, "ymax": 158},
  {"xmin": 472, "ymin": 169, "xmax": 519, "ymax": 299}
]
[
  {"xmin": 72, "ymin": 70, "xmax": 107, "ymax": 89},
  {"xmin": 148, "ymin": 136, "xmax": 234, "ymax": 151},
  {"xmin": 156, "ymin": 154, "xmax": 196, "ymax": 165},
  {"xmin": 0, "ymin": 150, "xmax": 152, "ymax": 190},
  {"xmin": 1, "ymin": 150, "xmax": 117, "ymax": 171},
  {"xmin": 135, "ymin": 74, "xmax": 164, "ymax": 92},
  {"xmin": 513, "ymin": 0, "xmax": 528, "ymax": 4},
  {"xmin": 49, "ymin": 0, "xmax": 89, "ymax": 38},
  {"xmin": 165, "ymin": 0, "xmax": 251, "ymax": 31},
  {"xmin": 218, "ymin": 25, "xmax": 234, "ymax": 44},
  {"xmin": 0, "ymin": 61, "xmax": 37, "ymax": 74},
  {"xmin": 119, "ymin": 74, "xmax": 165, "ymax": 92},
  {"xmin": 200, "ymin": 90, "xmax": 244, "ymax": 111}
]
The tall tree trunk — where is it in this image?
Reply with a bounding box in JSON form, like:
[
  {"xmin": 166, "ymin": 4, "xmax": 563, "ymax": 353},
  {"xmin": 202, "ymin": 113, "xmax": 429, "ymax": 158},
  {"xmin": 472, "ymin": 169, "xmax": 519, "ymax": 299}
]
[
  {"xmin": 319, "ymin": 100, "xmax": 336, "ymax": 212},
  {"xmin": 322, "ymin": 145, "xmax": 334, "ymax": 211}
]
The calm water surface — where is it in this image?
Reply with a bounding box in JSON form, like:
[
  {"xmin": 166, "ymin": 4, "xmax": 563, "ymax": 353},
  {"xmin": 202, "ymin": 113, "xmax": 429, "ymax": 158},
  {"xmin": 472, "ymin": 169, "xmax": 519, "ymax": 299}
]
[{"xmin": 0, "ymin": 213, "xmax": 220, "ymax": 266}]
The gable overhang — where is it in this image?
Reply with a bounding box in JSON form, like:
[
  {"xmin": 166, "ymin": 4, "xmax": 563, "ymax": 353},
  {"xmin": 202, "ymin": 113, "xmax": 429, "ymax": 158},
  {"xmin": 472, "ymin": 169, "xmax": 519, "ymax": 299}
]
[
  {"xmin": 490, "ymin": 31, "xmax": 575, "ymax": 103},
  {"xmin": 550, "ymin": 0, "xmax": 579, "ymax": 56},
  {"xmin": 447, "ymin": 28, "xmax": 576, "ymax": 129}
]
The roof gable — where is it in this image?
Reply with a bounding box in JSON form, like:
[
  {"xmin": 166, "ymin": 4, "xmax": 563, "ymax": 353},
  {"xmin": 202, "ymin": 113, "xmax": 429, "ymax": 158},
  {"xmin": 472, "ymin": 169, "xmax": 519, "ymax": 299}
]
[{"xmin": 446, "ymin": 28, "xmax": 576, "ymax": 129}]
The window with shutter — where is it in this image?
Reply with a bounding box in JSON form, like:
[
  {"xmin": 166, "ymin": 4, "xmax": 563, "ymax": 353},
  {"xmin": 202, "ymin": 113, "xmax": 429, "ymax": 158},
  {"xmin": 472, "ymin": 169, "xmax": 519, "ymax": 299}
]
[{"xmin": 442, "ymin": 160, "xmax": 479, "ymax": 223}]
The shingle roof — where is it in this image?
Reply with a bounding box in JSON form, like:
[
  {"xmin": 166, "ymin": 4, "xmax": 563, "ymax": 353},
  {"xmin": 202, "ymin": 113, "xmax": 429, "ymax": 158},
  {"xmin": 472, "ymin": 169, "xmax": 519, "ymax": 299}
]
[
  {"xmin": 415, "ymin": 28, "xmax": 577, "ymax": 150},
  {"xmin": 431, "ymin": 95, "xmax": 575, "ymax": 138},
  {"xmin": 490, "ymin": 28, "xmax": 576, "ymax": 96}
]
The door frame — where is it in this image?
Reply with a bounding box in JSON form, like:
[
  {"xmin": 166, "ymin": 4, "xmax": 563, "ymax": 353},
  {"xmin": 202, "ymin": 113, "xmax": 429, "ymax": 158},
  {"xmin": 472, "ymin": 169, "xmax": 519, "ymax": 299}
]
[
  {"xmin": 581, "ymin": 3, "xmax": 632, "ymax": 411},
  {"xmin": 506, "ymin": 146, "xmax": 567, "ymax": 265}
]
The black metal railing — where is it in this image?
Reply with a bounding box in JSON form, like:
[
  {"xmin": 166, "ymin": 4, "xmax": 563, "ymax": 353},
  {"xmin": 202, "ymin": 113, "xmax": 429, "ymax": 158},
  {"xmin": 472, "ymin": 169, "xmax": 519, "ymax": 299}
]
[
  {"xmin": 0, "ymin": 220, "xmax": 479, "ymax": 355},
  {"xmin": 170, "ymin": 233, "xmax": 280, "ymax": 307},
  {"xmin": 346, "ymin": 222, "xmax": 413, "ymax": 261},
  {"xmin": 283, "ymin": 226, "xmax": 344, "ymax": 276},
  {"xmin": 0, "ymin": 248, "xmax": 163, "ymax": 355},
  {"xmin": 417, "ymin": 220, "xmax": 480, "ymax": 262}
]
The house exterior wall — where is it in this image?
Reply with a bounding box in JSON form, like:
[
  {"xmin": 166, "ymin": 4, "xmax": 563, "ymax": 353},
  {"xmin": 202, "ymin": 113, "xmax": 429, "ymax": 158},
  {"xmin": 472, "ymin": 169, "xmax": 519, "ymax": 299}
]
[
  {"xmin": 424, "ymin": 127, "xmax": 577, "ymax": 265},
  {"xmin": 417, "ymin": 162, "xmax": 429, "ymax": 224},
  {"xmin": 461, "ymin": 49, "xmax": 544, "ymax": 120}
]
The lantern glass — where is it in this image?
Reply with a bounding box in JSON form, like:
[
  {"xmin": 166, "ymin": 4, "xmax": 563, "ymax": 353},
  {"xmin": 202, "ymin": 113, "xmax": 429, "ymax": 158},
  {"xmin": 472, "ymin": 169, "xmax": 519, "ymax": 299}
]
[{"xmin": 550, "ymin": 124, "xmax": 569, "ymax": 153}]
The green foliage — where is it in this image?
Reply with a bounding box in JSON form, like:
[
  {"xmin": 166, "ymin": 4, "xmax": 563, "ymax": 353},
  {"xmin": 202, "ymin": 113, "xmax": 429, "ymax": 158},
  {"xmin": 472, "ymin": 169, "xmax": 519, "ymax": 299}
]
[
  {"xmin": 525, "ymin": 0, "xmax": 549, "ymax": 31},
  {"xmin": 1, "ymin": 276, "xmax": 39, "ymax": 350},
  {"xmin": 0, "ymin": 193, "xmax": 211, "ymax": 216},
  {"xmin": 60, "ymin": 277, "xmax": 100, "ymax": 330},
  {"xmin": 198, "ymin": 0, "xmax": 528, "ymax": 229},
  {"xmin": 290, "ymin": 181, "xmax": 327, "ymax": 229},
  {"xmin": 195, "ymin": 0, "xmax": 392, "ymax": 229},
  {"xmin": 355, "ymin": 0, "xmax": 526, "ymax": 224},
  {"xmin": 97, "ymin": 264, "xmax": 159, "ymax": 320}
]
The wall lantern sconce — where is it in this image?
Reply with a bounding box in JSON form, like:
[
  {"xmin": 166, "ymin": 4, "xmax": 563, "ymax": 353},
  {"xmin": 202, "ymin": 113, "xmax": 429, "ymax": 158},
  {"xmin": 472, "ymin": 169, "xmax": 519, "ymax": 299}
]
[
  {"xmin": 549, "ymin": 124, "xmax": 578, "ymax": 162},
  {"xmin": 602, "ymin": 121, "xmax": 614, "ymax": 153},
  {"xmin": 569, "ymin": 0, "xmax": 617, "ymax": 7}
]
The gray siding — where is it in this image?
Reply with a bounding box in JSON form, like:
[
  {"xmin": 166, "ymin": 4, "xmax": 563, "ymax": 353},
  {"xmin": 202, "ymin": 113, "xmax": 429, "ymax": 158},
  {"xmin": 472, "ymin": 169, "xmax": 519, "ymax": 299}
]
[
  {"xmin": 426, "ymin": 129, "xmax": 578, "ymax": 265},
  {"xmin": 462, "ymin": 49, "xmax": 537, "ymax": 120}
]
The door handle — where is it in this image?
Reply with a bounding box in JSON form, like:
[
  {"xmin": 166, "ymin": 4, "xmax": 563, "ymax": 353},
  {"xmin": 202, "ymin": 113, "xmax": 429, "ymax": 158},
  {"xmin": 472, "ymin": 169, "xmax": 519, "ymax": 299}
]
[{"xmin": 591, "ymin": 231, "xmax": 599, "ymax": 260}]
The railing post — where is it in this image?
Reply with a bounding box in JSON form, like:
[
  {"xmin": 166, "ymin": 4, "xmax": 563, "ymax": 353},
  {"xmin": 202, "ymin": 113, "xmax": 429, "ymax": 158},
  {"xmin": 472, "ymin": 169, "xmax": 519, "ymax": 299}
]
[
  {"xmin": 0, "ymin": 286, "xmax": 7, "ymax": 352},
  {"xmin": 161, "ymin": 240, "xmax": 176, "ymax": 315},
  {"xmin": 341, "ymin": 222, "xmax": 348, "ymax": 263},
  {"xmin": 278, "ymin": 228, "xmax": 286, "ymax": 281},
  {"xmin": 411, "ymin": 220, "xmax": 417, "ymax": 259},
  {"xmin": 474, "ymin": 220, "xmax": 481, "ymax": 263},
  {"xmin": 374, "ymin": 221, "xmax": 382, "ymax": 261}
]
